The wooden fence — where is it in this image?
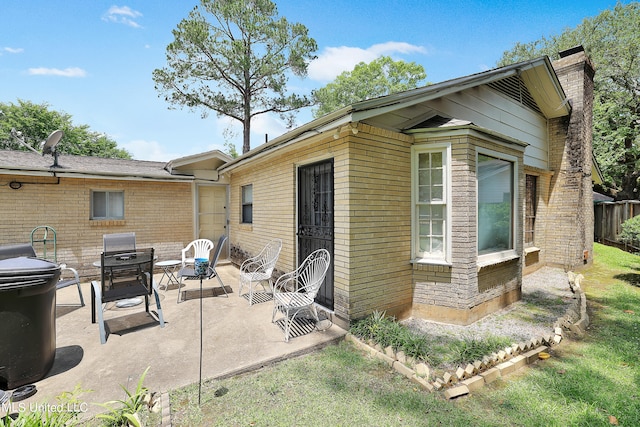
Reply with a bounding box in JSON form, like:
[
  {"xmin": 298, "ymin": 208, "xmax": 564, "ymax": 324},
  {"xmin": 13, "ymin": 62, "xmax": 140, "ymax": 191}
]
[{"xmin": 594, "ymin": 200, "xmax": 640, "ymax": 252}]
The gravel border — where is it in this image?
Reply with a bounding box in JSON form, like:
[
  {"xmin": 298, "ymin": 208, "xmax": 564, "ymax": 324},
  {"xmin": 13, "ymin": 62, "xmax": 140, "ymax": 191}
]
[{"xmin": 403, "ymin": 267, "xmax": 575, "ymax": 343}]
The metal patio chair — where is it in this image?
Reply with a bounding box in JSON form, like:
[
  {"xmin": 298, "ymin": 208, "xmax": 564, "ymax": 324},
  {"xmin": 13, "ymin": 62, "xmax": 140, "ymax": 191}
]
[
  {"xmin": 29, "ymin": 226, "xmax": 85, "ymax": 307},
  {"xmin": 238, "ymin": 239, "xmax": 282, "ymax": 305},
  {"xmin": 90, "ymin": 247, "xmax": 164, "ymax": 344},
  {"xmin": 176, "ymin": 235, "xmax": 228, "ymax": 303},
  {"xmin": 272, "ymin": 248, "xmax": 330, "ymax": 342}
]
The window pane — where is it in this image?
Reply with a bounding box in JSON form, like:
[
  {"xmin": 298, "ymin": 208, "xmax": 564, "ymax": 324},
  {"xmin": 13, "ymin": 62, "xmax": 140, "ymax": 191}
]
[
  {"xmin": 242, "ymin": 185, "xmax": 252, "ymax": 203},
  {"xmin": 418, "ymin": 153, "xmax": 430, "ymax": 168},
  {"xmin": 431, "ymin": 152, "xmax": 442, "ymax": 168},
  {"xmin": 431, "ymin": 237, "xmax": 443, "ymax": 253},
  {"xmin": 93, "ymin": 192, "xmax": 107, "ymax": 218},
  {"xmin": 478, "ymin": 154, "xmax": 513, "ymax": 254},
  {"xmin": 432, "ymin": 220, "xmax": 443, "ymax": 235},
  {"xmin": 431, "ymin": 186, "xmax": 443, "ymax": 202},
  {"xmin": 419, "ymin": 237, "xmax": 431, "ymax": 253},
  {"xmin": 242, "ymin": 205, "xmax": 253, "ymax": 223},
  {"xmin": 108, "ymin": 192, "xmax": 124, "ymax": 218}
]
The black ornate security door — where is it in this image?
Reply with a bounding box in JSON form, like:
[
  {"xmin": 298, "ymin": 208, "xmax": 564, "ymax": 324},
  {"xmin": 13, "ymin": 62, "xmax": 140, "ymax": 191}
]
[{"xmin": 298, "ymin": 160, "xmax": 334, "ymax": 310}]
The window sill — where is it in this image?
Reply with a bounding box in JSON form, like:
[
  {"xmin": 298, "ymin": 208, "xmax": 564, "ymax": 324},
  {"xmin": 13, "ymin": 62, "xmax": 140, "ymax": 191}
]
[
  {"xmin": 524, "ymin": 246, "xmax": 540, "ymax": 255},
  {"xmin": 89, "ymin": 220, "xmax": 126, "ymax": 227},
  {"xmin": 411, "ymin": 258, "xmax": 452, "ymax": 267},
  {"xmin": 477, "ymin": 250, "xmax": 519, "ymax": 270}
]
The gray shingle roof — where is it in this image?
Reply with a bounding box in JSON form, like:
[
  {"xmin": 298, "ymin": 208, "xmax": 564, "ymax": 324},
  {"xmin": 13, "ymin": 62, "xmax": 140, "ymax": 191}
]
[{"xmin": 0, "ymin": 150, "xmax": 192, "ymax": 181}]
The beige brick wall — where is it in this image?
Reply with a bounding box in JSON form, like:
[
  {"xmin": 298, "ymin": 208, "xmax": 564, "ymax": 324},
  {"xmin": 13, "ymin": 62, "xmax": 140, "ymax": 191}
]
[
  {"xmin": 0, "ymin": 174, "xmax": 193, "ymax": 278},
  {"xmin": 227, "ymin": 123, "xmax": 414, "ymax": 326}
]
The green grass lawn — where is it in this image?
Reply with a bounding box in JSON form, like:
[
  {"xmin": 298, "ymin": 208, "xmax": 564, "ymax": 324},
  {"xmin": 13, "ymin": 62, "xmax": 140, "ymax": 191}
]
[{"xmin": 166, "ymin": 243, "xmax": 640, "ymax": 426}]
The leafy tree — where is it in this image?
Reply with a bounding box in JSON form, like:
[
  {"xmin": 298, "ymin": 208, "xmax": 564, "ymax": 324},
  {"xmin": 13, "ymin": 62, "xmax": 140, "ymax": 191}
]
[
  {"xmin": 153, "ymin": 0, "xmax": 317, "ymax": 154},
  {"xmin": 312, "ymin": 56, "xmax": 427, "ymax": 118},
  {"xmin": 0, "ymin": 99, "xmax": 131, "ymax": 159},
  {"xmin": 497, "ymin": 2, "xmax": 640, "ymax": 200},
  {"xmin": 223, "ymin": 141, "xmax": 239, "ymax": 158}
]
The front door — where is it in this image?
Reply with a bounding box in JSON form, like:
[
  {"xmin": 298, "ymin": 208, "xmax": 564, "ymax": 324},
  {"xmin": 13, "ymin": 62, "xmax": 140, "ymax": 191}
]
[
  {"xmin": 197, "ymin": 185, "xmax": 228, "ymax": 257},
  {"xmin": 297, "ymin": 160, "xmax": 334, "ymax": 310}
]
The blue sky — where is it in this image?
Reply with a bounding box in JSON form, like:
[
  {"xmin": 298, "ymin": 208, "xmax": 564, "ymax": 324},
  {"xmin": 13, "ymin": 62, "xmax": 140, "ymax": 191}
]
[{"xmin": 0, "ymin": 0, "xmax": 625, "ymax": 161}]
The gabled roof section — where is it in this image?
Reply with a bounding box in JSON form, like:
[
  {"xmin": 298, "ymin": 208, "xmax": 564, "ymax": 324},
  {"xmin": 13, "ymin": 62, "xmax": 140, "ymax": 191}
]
[
  {"xmin": 0, "ymin": 150, "xmax": 192, "ymax": 182},
  {"xmin": 166, "ymin": 150, "xmax": 232, "ymax": 175},
  {"xmin": 219, "ymin": 55, "xmax": 570, "ymax": 173}
]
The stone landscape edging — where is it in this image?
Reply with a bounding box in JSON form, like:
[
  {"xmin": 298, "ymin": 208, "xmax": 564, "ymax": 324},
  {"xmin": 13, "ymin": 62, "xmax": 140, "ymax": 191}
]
[{"xmin": 345, "ymin": 271, "xmax": 590, "ymax": 399}]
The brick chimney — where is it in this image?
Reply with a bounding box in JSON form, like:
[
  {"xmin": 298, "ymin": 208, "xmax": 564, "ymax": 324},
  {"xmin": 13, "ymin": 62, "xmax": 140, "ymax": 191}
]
[{"xmin": 545, "ymin": 46, "xmax": 596, "ymax": 269}]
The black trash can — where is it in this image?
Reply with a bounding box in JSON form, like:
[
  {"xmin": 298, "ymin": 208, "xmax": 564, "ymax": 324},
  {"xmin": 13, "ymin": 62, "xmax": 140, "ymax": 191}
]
[{"xmin": 0, "ymin": 256, "xmax": 60, "ymax": 390}]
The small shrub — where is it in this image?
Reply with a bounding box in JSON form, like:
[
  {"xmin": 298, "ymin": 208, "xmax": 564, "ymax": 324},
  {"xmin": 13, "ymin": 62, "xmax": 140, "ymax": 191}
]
[
  {"xmin": 448, "ymin": 334, "xmax": 513, "ymax": 365},
  {"xmin": 620, "ymin": 215, "xmax": 640, "ymax": 245},
  {"xmin": 96, "ymin": 367, "xmax": 153, "ymax": 427}
]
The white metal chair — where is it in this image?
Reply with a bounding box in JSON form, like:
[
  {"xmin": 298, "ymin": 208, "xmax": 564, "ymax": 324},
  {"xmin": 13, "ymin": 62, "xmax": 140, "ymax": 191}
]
[
  {"xmin": 176, "ymin": 235, "xmax": 228, "ymax": 303},
  {"xmin": 238, "ymin": 239, "xmax": 282, "ymax": 305},
  {"xmin": 177, "ymin": 239, "xmax": 215, "ymax": 302},
  {"xmin": 272, "ymin": 248, "xmax": 330, "ymax": 342}
]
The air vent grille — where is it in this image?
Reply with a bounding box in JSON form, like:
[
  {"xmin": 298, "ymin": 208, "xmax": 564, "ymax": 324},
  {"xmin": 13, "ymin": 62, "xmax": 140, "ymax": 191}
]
[{"xmin": 488, "ymin": 76, "xmax": 542, "ymax": 114}]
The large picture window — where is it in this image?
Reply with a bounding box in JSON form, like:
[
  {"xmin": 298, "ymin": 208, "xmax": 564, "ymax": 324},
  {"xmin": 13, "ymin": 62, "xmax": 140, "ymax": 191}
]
[
  {"xmin": 477, "ymin": 154, "xmax": 514, "ymax": 255},
  {"xmin": 241, "ymin": 184, "xmax": 253, "ymax": 224},
  {"xmin": 413, "ymin": 148, "xmax": 448, "ymax": 261},
  {"xmin": 91, "ymin": 190, "xmax": 124, "ymax": 220}
]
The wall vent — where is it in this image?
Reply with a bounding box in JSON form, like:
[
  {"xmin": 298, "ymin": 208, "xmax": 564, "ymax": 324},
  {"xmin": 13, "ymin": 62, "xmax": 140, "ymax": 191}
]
[{"xmin": 488, "ymin": 75, "xmax": 542, "ymax": 114}]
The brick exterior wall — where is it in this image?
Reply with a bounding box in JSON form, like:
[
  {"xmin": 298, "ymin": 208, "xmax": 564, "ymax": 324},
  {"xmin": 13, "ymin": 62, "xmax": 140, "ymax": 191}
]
[
  {"xmin": 227, "ymin": 124, "xmax": 414, "ymax": 327},
  {"xmin": 0, "ymin": 175, "xmax": 193, "ymax": 278},
  {"xmin": 542, "ymin": 52, "xmax": 595, "ymax": 269}
]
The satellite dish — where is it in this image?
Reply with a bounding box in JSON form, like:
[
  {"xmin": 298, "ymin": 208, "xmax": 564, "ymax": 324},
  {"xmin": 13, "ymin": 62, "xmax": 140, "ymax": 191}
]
[{"xmin": 41, "ymin": 130, "xmax": 64, "ymax": 167}]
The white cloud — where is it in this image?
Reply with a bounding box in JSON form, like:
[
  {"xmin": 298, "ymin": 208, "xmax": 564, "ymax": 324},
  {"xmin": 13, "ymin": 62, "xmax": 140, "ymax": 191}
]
[
  {"xmin": 3, "ymin": 47, "xmax": 24, "ymax": 54},
  {"xmin": 28, "ymin": 67, "xmax": 87, "ymax": 77},
  {"xmin": 308, "ymin": 41, "xmax": 427, "ymax": 82},
  {"xmin": 102, "ymin": 5, "xmax": 143, "ymax": 28}
]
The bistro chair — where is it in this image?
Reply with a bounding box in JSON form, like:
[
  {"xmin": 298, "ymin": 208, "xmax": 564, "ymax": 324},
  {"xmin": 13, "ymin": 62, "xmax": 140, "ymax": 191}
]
[
  {"xmin": 176, "ymin": 235, "xmax": 228, "ymax": 303},
  {"xmin": 90, "ymin": 247, "xmax": 164, "ymax": 344},
  {"xmin": 238, "ymin": 239, "xmax": 282, "ymax": 305},
  {"xmin": 272, "ymin": 248, "xmax": 330, "ymax": 342}
]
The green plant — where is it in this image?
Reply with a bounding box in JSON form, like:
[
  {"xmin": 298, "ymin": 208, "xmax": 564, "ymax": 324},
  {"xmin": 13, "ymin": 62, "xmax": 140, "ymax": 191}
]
[
  {"xmin": 448, "ymin": 334, "xmax": 513, "ymax": 365},
  {"xmin": 0, "ymin": 385, "xmax": 87, "ymax": 427},
  {"xmin": 620, "ymin": 215, "xmax": 640, "ymax": 245},
  {"xmin": 95, "ymin": 367, "xmax": 152, "ymax": 427}
]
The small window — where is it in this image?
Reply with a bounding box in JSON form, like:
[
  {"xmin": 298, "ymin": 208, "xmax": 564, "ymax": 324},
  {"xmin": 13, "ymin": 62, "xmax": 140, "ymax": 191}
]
[
  {"xmin": 478, "ymin": 154, "xmax": 514, "ymax": 255},
  {"xmin": 241, "ymin": 184, "xmax": 253, "ymax": 224},
  {"xmin": 91, "ymin": 191, "xmax": 124, "ymax": 220},
  {"xmin": 413, "ymin": 147, "xmax": 448, "ymax": 261},
  {"xmin": 525, "ymin": 175, "xmax": 537, "ymax": 245}
]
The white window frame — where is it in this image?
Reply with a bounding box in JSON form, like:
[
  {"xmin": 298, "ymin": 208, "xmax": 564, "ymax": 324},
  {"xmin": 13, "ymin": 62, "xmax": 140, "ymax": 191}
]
[
  {"xmin": 411, "ymin": 144, "xmax": 452, "ymax": 265},
  {"xmin": 91, "ymin": 190, "xmax": 124, "ymax": 220},
  {"xmin": 476, "ymin": 148, "xmax": 519, "ymax": 267}
]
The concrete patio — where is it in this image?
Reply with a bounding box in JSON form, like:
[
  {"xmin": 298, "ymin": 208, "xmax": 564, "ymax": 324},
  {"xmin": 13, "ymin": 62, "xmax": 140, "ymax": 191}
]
[{"xmin": 3, "ymin": 262, "xmax": 346, "ymax": 420}]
